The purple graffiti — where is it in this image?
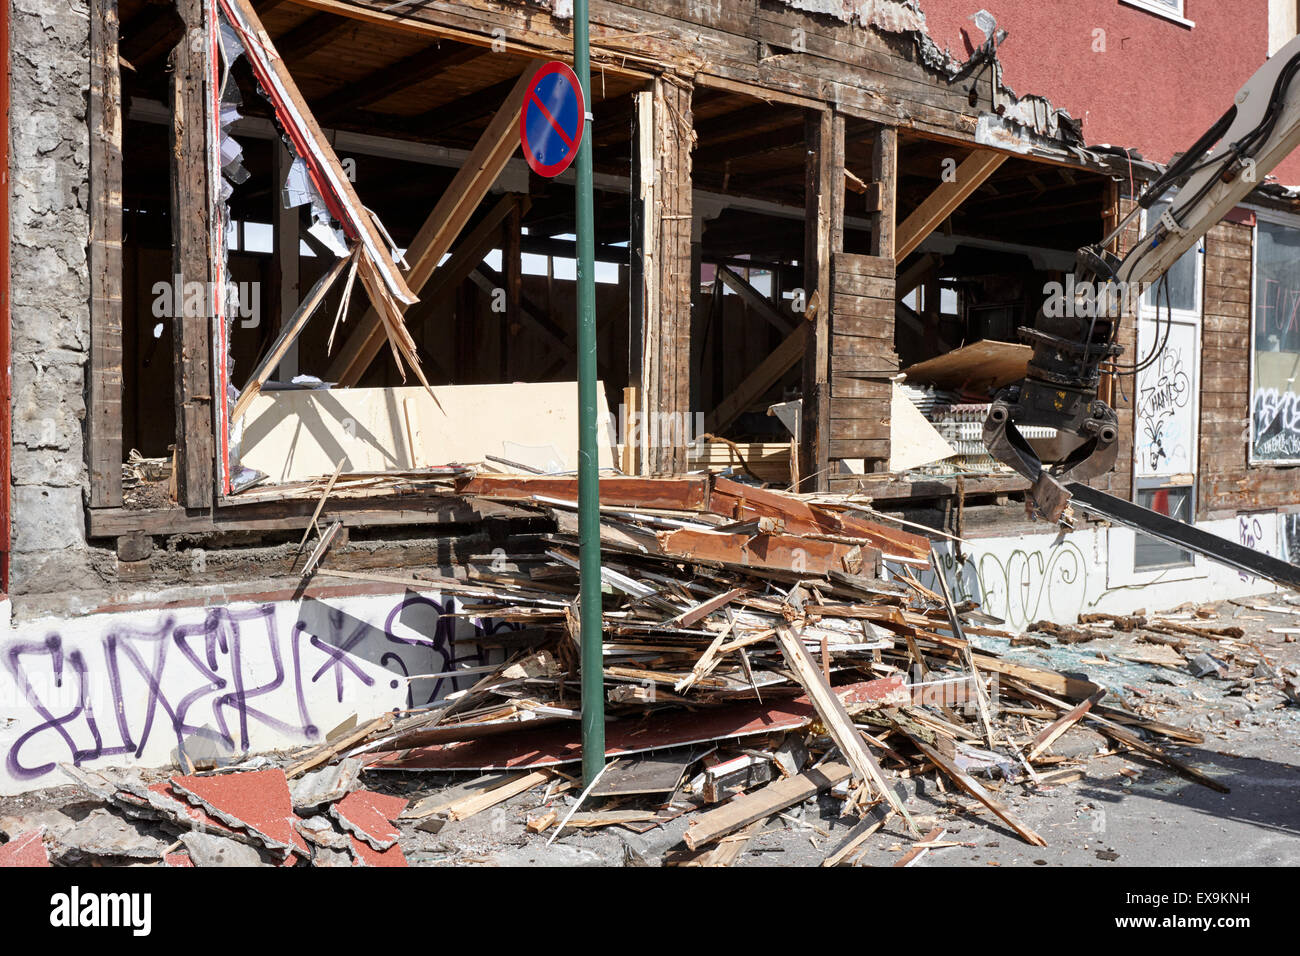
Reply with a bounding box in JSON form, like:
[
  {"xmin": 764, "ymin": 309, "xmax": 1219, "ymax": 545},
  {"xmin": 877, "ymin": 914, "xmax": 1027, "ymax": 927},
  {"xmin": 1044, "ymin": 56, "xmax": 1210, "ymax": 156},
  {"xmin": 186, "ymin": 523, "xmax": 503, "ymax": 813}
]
[{"xmin": 3, "ymin": 596, "xmax": 514, "ymax": 782}]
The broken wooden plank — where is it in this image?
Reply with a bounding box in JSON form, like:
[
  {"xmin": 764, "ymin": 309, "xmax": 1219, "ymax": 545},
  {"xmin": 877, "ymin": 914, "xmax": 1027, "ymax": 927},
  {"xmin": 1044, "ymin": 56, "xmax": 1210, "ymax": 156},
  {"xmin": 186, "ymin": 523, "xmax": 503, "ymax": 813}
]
[
  {"xmin": 286, "ymin": 712, "xmax": 394, "ymax": 779},
  {"xmin": 1026, "ymin": 689, "xmax": 1105, "ymax": 762},
  {"xmin": 232, "ymin": 253, "xmax": 353, "ymax": 424},
  {"xmin": 821, "ymin": 803, "xmax": 891, "ymax": 867},
  {"xmin": 443, "ymin": 770, "xmax": 552, "ymax": 821},
  {"xmin": 668, "ymin": 587, "xmax": 746, "ymax": 629},
  {"xmin": 326, "ymin": 60, "xmax": 542, "ymax": 384},
  {"xmin": 683, "ymin": 761, "xmax": 851, "ymax": 850},
  {"xmin": 909, "ymin": 737, "xmax": 1047, "ymax": 847},
  {"xmin": 402, "ymin": 772, "xmax": 520, "ymax": 819},
  {"xmin": 894, "ymin": 826, "xmax": 945, "ymax": 867},
  {"xmin": 775, "ymin": 622, "xmax": 914, "ymax": 829}
]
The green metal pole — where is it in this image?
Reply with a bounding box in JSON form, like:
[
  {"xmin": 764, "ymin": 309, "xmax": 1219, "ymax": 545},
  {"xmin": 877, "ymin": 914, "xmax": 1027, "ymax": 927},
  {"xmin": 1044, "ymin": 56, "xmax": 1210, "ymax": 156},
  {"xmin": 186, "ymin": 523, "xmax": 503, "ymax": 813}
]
[{"xmin": 573, "ymin": 0, "xmax": 605, "ymax": 787}]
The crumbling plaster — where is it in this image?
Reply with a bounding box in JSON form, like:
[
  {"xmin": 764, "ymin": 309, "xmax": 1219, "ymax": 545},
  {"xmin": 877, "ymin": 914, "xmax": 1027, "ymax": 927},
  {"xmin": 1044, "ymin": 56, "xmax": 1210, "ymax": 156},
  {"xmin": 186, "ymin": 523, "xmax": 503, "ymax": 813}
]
[{"xmin": 7, "ymin": 0, "xmax": 104, "ymax": 601}]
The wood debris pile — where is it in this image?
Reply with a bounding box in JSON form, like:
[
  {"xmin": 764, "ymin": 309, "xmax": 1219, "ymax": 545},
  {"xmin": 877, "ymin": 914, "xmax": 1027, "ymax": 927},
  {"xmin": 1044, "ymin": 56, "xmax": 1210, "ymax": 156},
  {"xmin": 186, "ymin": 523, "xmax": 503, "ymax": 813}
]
[
  {"xmin": 23, "ymin": 475, "xmax": 1237, "ymax": 867},
  {"xmin": 291, "ymin": 474, "xmax": 1229, "ymax": 865}
]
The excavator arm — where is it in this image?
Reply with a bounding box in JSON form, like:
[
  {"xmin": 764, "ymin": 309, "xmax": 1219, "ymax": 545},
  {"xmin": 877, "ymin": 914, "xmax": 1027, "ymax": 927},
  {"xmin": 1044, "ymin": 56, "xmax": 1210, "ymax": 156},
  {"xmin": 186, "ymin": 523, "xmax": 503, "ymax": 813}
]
[{"xmin": 984, "ymin": 32, "xmax": 1300, "ymax": 521}]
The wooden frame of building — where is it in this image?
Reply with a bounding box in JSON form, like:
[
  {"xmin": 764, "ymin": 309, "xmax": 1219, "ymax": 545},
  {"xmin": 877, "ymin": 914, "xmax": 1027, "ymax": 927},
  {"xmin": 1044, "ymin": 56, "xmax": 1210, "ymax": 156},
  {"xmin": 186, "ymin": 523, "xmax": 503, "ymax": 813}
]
[{"xmin": 79, "ymin": 0, "xmax": 1300, "ymax": 557}]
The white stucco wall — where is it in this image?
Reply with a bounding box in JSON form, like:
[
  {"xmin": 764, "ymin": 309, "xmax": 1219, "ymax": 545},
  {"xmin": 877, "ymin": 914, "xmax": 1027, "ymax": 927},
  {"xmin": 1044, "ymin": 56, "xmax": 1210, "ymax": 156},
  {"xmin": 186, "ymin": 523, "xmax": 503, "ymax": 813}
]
[
  {"xmin": 0, "ymin": 588, "xmax": 512, "ymax": 794},
  {"xmin": 919, "ymin": 514, "xmax": 1286, "ymax": 632}
]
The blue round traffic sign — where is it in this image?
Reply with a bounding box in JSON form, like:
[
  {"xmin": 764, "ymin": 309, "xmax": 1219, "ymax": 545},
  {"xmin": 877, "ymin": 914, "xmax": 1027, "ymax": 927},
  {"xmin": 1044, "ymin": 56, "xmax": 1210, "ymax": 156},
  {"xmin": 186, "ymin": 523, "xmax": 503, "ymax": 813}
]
[{"xmin": 520, "ymin": 61, "xmax": 586, "ymax": 178}]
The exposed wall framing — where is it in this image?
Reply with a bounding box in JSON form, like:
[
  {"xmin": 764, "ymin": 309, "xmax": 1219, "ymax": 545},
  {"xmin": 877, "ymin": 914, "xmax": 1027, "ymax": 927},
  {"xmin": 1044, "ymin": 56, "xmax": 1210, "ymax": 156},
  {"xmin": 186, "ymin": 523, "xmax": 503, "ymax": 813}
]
[
  {"xmin": 171, "ymin": 0, "xmax": 215, "ymax": 508},
  {"xmin": 631, "ymin": 76, "xmax": 694, "ymax": 475},
  {"xmin": 89, "ymin": 0, "xmax": 125, "ymax": 508},
  {"xmin": 799, "ymin": 109, "xmax": 843, "ymax": 491}
]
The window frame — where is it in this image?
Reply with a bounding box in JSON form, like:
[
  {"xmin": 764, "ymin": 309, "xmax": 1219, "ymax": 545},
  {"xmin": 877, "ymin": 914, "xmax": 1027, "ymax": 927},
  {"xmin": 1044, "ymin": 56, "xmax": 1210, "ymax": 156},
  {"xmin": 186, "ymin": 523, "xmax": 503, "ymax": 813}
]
[
  {"xmin": 1247, "ymin": 205, "xmax": 1300, "ymax": 466},
  {"xmin": 1133, "ymin": 202, "xmax": 1204, "ymax": 482},
  {"xmin": 1119, "ymin": 0, "xmax": 1195, "ymax": 29}
]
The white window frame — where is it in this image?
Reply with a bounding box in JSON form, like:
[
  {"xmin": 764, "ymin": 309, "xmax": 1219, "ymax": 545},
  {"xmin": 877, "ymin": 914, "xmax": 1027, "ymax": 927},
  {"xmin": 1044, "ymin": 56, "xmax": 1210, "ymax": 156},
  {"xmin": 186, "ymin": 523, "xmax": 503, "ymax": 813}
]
[
  {"xmin": 1133, "ymin": 202, "xmax": 1204, "ymax": 481},
  {"xmin": 1247, "ymin": 205, "xmax": 1300, "ymax": 465},
  {"xmin": 1120, "ymin": 0, "xmax": 1195, "ymax": 28}
]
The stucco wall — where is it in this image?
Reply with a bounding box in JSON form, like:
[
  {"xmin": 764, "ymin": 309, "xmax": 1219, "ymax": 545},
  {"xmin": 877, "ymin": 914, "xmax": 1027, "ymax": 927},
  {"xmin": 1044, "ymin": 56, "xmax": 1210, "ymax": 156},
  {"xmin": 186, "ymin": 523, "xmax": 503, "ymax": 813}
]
[
  {"xmin": 0, "ymin": 585, "xmax": 516, "ymax": 794},
  {"xmin": 7, "ymin": 0, "xmax": 99, "ymax": 598},
  {"xmin": 919, "ymin": 0, "xmax": 1300, "ymax": 184}
]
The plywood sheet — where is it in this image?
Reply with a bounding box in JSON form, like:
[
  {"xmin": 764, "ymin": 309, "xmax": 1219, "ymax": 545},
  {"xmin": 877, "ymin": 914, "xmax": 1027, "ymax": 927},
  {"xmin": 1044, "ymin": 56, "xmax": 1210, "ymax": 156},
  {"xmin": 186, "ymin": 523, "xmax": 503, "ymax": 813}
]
[
  {"xmin": 888, "ymin": 381, "xmax": 956, "ymax": 472},
  {"xmin": 237, "ymin": 382, "xmax": 615, "ymax": 482},
  {"xmin": 901, "ymin": 340, "xmax": 1031, "ymax": 394},
  {"xmin": 369, "ymin": 697, "xmax": 817, "ymax": 771}
]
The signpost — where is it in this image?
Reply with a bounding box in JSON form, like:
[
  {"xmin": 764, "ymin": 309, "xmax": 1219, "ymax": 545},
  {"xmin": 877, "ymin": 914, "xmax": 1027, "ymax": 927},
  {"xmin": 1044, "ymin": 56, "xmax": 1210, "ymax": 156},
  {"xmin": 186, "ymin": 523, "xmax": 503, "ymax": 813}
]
[{"xmin": 520, "ymin": 55, "xmax": 603, "ymax": 785}]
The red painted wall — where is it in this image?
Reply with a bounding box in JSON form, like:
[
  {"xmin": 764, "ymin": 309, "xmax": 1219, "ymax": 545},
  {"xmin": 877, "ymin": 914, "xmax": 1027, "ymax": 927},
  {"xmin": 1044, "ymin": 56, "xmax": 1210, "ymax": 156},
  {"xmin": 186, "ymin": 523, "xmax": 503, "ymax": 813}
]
[{"xmin": 918, "ymin": 0, "xmax": 1300, "ymax": 184}]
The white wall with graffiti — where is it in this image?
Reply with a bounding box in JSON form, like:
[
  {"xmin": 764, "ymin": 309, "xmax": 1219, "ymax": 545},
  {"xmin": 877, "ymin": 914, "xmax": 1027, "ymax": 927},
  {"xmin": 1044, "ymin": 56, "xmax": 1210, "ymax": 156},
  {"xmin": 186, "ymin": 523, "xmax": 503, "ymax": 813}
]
[
  {"xmin": 920, "ymin": 513, "xmax": 1287, "ymax": 633},
  {"xmin": 0, "ymin": 588, "xmax": 515, "ymax": 795}
]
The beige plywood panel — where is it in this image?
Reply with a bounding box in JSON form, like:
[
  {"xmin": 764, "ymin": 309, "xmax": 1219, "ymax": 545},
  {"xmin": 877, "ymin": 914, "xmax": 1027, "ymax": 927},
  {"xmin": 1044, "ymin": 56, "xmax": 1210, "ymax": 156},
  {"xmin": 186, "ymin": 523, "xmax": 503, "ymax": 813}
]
[{"xmin": 238, "ymin": 382, "xmax": 615, "ymax": 482}]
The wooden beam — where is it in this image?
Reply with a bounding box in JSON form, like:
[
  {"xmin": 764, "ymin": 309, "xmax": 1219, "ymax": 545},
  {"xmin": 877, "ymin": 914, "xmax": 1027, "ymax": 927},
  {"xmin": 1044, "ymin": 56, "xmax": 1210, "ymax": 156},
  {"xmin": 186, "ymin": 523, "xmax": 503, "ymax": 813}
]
[
  {"xmin": 272, "ymin": 12, "xmax": 348, "ymax": 61},
  {"xmin": 429, "ymin": 76, "xmax": 523, "ymax": 132},
  {"xmin": 89, "ymin": 0, "xmax": 124, "ymax": 508},
  {"xmin": 412, "ymin": 193, "xmax": 525, "ymax": 315},
  {"xmin": 693, "ymin": 122, "xmax": 804, "ymax": 168},
  {"xmin": 502, "ymin": 199, "xmax": 522, "ymax": 381},
  {"xmin": 705, "ymin": 320, "xmax": 806, "ymax": 436},
  {"xmin": 314, "ymin": 44, "xmax": 485, "ymax": 120},
  {"xmin": 870, "ymin": 126, "xmax": 897, "ymax": 259},
  {"xmin": 894, "ymin": 149, "xmax": 1006, "ymax": 261},
  {"xmin": 325, "ymin": 60, "xmax": 542, "ymax": 386},
  {"xmin": 715, "ymin": 264, "xmax": 795, "ymax": 335},
  {"xmin": 170, "ymin": 0, "xmax": 214, "ymax": 509},
  {"xmin": 272, "ymin": 141, "xmax": 300, "ymax": 381},
  {"xmin": 632, "ymin": 77, "xmax": 693, "ymax": 475},
  {"xmin": 800, "ymin": 110, "xmax": 842, "ymax": 492},
  {"xmin": 896, "ymin": 252, "xmax": 940, "ymax": 300}
]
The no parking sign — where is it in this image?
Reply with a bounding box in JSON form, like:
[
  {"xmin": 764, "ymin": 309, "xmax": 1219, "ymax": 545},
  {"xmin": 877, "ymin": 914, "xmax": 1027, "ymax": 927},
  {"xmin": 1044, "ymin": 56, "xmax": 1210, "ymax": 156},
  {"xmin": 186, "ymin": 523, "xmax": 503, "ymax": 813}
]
[{"xmin": 519, "ymin": 61, "xmax": 586, "ymax": 178}]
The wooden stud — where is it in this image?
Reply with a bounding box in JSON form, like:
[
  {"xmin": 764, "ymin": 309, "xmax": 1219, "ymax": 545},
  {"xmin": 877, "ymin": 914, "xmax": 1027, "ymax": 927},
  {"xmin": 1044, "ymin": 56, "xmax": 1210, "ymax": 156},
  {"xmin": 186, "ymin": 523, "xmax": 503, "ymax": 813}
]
[
  {"xmin": 799, "ymin": 110, "xmax": 843, "ymax": 492},
  {"xmin": 89, "ymin": 0, "xmax": 124, "ymax": 508},
  {"xmin": 170, "ymin": 0, "xmax": 214, "ymax": 509},
  {"xmin": 870, "ymin": 126, "xmax": 896, "ymax": 260},
  {"xmin": 272, "ymin": 140, "xmax": 301, "ymax": 381},
  {"xmin": 632, "ymin": 77, "xmax": 694, "ymax": 475}
]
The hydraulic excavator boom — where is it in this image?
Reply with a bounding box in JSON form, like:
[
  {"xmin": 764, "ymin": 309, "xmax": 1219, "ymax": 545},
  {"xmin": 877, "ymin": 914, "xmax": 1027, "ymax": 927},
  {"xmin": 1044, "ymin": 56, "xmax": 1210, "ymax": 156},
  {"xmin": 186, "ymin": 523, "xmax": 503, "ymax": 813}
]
[{"xmin": 985, "ymin": 32, "xmax": 1300, "ymax": 521}]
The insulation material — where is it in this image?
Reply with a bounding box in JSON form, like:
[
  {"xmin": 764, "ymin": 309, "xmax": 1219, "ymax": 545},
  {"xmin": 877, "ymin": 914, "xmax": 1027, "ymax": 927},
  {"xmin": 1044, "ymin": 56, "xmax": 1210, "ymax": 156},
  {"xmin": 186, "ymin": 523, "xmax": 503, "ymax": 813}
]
[
  {"xmin": 238, "ymin": 382, "xmax": 616, "ymax": 482},
  {"xmin": 887, "ymin": 380, "xmax": 956, "ymax": 473}
]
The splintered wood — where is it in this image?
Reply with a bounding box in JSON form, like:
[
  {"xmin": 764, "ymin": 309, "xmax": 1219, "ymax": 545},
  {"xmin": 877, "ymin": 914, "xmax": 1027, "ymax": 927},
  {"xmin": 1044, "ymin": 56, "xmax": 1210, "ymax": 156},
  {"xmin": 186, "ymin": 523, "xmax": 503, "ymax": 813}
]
[{"xmin": 295, "ymin": 473, "xmax": 1229, "ymax": 864}]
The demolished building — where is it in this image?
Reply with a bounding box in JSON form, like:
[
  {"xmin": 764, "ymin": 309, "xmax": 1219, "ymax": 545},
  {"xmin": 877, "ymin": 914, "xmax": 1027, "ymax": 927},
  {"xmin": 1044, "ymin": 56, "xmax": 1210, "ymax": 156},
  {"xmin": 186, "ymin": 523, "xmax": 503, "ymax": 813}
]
[{"xmin": 1, "ymin": 0, "xmax": 1300, "ymax": 794}]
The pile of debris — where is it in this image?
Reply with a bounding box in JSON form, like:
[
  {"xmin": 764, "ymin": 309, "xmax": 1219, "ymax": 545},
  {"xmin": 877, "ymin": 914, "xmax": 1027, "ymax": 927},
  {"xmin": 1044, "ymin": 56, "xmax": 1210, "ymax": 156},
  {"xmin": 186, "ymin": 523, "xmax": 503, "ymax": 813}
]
[
  {"xmin": 1, "ymin": 760, "xmax": 403, "ymax": 867},
  {"xmin": 0, "ymin": 475, "xmax": 1244, "ymax": 867},
  {"xmin": 1020, "ymin": 602, "xmax": 1300, "ymax": 712}
]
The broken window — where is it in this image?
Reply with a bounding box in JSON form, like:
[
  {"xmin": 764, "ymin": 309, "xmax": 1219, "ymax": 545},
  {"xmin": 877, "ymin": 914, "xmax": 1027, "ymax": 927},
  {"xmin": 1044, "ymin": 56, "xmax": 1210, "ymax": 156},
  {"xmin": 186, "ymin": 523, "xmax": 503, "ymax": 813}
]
[
  {"xmin": 103, "ymin": 0, "xmax": 656, "ymax": 521},
  {"xmin": 1250, "ymin": 210, "xmax": 1300, "ymax": 463}
]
